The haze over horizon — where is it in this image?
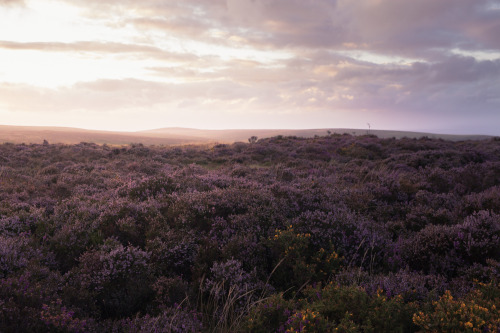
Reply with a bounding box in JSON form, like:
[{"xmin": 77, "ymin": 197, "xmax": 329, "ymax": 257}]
[{"xmin": 1, "ymin": 0, "xmax": 499, "ymax": 135}]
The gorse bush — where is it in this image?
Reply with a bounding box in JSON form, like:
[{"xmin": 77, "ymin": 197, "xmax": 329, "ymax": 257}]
[
  {"xmin": 0, "ymin": 134, "xmax": 500, "ymax": 331},
  {"xmin": 413, "ymin": 280, "xmax": 500, "ymax": 332}
]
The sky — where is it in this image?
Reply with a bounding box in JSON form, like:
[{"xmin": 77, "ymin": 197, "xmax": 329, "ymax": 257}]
[{"xmin": 0, "ymin": 0, "xmax": 499, "ymax": 134}]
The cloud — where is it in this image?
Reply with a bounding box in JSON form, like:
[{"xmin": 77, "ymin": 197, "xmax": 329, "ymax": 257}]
[
  {"xmin": 67, "ymin": 0, "xmax": 346, "ymax": 48},
  {"xmin": 2, "ymin": 53, "xmax": 498, "ymax": 117},
  {"xmin": 2, "ymin": 0, "xmax": 500, "ymax": 133},
  {"xmin": 312, "ymin": 54, "xmax": 500, "ymax": 112},
  {"xmin": 410, "ymin": 56, "xmax": 500, "ymax": 86},
  {"xmin": 0, "ymin": 0, "xmax": 24, "ymax": 6},
  {"xmin": 65, "ymin": 0, "xmax": 500, "ymax": 56},
  {"xmin": 0, "ymin": 41, "xmax": 159, "ymax": 53},
  {"xmin": 343, "ymin": 0, "xmax": 500, "ymax": 55},
  {"xmin": 0, "ymin": 78, "xmax": 258, "ymax": 113},
  {"xmin": 0, "ymin": 40, "xmax": 200, "ymax": 62}
]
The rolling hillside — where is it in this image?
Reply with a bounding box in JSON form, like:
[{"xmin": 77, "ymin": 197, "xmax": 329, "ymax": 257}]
[{"xmin": 0, "ymin": 125, "xmax": 493, "ymax": 145}]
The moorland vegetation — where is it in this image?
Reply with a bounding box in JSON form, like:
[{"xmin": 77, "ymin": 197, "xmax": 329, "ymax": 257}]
[{"xmin": 1, "ymin": 134, "xmax": 499, "ymax": 332}]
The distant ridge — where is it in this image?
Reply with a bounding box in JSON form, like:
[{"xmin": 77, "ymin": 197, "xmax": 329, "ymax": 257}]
[
  {"xmin": 138, "ymin": 127, "xmax": 493, "ymax": 142},
  {"xmin": 0, "ymin": 125, "xmax": 493, "ymax": 145}
]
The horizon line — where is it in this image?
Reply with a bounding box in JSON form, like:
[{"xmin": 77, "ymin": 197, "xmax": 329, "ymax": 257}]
[{"xmin": 0, "ymin": 123, "xmax": 496, "ymax": 137}]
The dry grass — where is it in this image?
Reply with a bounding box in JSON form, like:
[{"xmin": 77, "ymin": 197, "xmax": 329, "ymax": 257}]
[{"xmin": 197, "ymin": 257, "xmax": 286, "ymax": 332}]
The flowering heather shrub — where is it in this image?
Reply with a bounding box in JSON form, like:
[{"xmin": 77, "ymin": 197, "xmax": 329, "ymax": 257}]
[
  {"xmin": 203, "ymin": 259, "xmax": 270, "ymax": 310},
  {"xmin": 41, "ymin": 298, "xmax": 88, "ymax": 333},
  {"xmin": 1, "ymin": 135, "xmax": 500, "ymax": 331},
  {"xmin": 243, "ymin": 293, "xmax": 296, "ymax": 332},
  {"xmin": 407, "ymin": 190, "xmax": 460, "ymax": 226},
  {"xmin": 66, "ymin": 239, "xmax": 153, "ymax": 318},
  {"xmin": 96, "ymin": 198, "xmax": 162, "ymax": 246},
  {"xmin": 0, "ymin": 266, "xmax": 64, "ymax": 333},
  {"xmin": 455, "ymin": 211, "xmax": 500, "ymax": 264},
  {"xmin": 0, "ymin": 233, "xmax": 55, "ymax": 278},
  {"xmin": 147, "ymin": 234, "xmax": 198, "ymax": 279},
  {"xmin": 399, "ymin": 223, "xmax": 458, "ymax": 274},
  {"xmin": 361, "ymin": 268, "xmax": 448, "ymax": 302},
  {"xmin": 453, "ymin": 162, "xmax": 500, "ymax": 194},
  {"xmin": 96, "ymin": 307, "xmax": 203, "ymax": 333},
  {"xmin": 219, "ymin": 232, "xmax": 269, "ymax": 277},
  {"xmin": 400, "ymin": 211, "xmax": 500, "ymax": 276},
  {"xmin": 0, "ymin": 206, "xmax": 44, "ymax": 237},
  {"xmin": 462, "ymin": 185, "xmax": 500, "ymax": 215},
  {"xmin": 199, "ymin": 259, "xmax": 273, "ymax": 331},
  {"xmin": 151, "ymin": 276, "xmax": 189, "ymax": 308},
  {"xmin": 126, "ymin": 175, "xmax": 180, "ymax": 200},
  {"xmin": 0, "ymin": 235, "xmax": 31, "ymax": 277},
  {"xmin": 292, "ymin": 209, "xmax": 391, "ymax": 273},
  {"xmin": 47, "ymin": 198, "xmax": 104, "ymax": 271}
]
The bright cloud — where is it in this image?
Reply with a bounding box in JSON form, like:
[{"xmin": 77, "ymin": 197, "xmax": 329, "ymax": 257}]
[{"xmin": 0, "ymin": 0, "xmax": 499, "ymax": 134}]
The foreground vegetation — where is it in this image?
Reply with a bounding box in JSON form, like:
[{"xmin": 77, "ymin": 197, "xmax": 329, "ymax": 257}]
[{"xmin": 1, "ymin": 134, "xmax": 499, "ymax": 332}]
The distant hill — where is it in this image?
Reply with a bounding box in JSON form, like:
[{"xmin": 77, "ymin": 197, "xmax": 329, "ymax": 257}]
[
  {"xmin": 138, "ymin": 127, "xmax": 493, "ymax": 142},
  {"xmin": 0, "ymin": 125, "xmax": 493, "ymax": 145},
  {"xmin": 0, "ymin": 125, "xmax": 191, "ymax": 146}
]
